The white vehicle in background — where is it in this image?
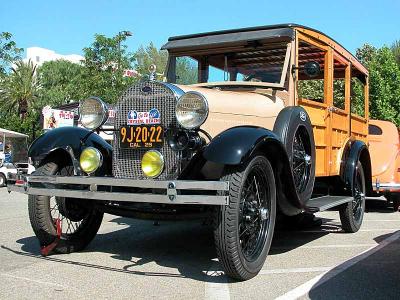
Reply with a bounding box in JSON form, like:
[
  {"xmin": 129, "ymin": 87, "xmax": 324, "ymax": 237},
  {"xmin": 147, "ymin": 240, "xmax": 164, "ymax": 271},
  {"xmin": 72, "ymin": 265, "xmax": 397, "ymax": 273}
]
[{"xmin": 0, "ymin": 128, "xmax": 35, "ymax": 187}]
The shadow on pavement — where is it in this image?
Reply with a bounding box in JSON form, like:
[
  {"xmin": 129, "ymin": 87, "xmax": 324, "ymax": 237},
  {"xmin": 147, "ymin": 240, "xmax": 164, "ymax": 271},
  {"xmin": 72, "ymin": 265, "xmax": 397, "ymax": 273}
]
[
  {"xmin": 307, "ymin": 230, "xmax": 400, "ymax": 299},
  {"xmin": 366, "ymin": 198, "xmax": 397, "ymax": 213},
  {"xmin": 3, "ymin": 214, "xmax": 366, "ymax": 283},
  {"xmin": 5, "ymin": 218, "xmax": 227, "ymax": 283}
]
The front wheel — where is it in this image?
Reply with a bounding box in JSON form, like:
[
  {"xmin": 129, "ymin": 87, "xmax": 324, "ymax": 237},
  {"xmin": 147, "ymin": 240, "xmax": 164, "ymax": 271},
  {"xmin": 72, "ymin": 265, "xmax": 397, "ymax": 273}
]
[
  {"xmin": 339, "ymin": 162, "xmax": 366, "ymax": 233},
  {"xmin": 28, "ymin": 162, "xmax": 103, "ymax": 253},
  {"xmin": 213, "ymin": 156, "xmax": 276, "ymax": 280}
]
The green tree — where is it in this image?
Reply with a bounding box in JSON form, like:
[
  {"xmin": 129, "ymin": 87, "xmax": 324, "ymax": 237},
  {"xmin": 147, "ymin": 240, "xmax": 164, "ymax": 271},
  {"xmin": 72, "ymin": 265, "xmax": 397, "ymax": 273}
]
[
  {"xmin": 133, "ymin": 43, "xmax": 197, "ymax": 84},
  {"xmin": 355, "ymin": 44, "xmax": 377, "ymax": 66},
  {"xmin": 82, "ymin": 33, "xmax": 135, "ymax": 103},
  {"xmin": 134, "ymin": 42, "xmax": 168, "ymax": 79},
  {"xmin": 0, "ymin": 59, "xmax": 42, "ymax": 140},
  {"xmin": 0, "ymin": 59, "xmax": 39, "ymax": 119},
  {"xmin": 392, "ymin": 40, "xmax": 400, "ymax": 66},
  {"xmin": 365, "ymin": 47, "xmax": 400, "ymax": 125},
  {"xmin": 37, "ymin": 59, "xmax": 86, "ymax": 107},
  {"xmin": 0, "ymin": 32, "xmax": 23, "ymax": 75}
]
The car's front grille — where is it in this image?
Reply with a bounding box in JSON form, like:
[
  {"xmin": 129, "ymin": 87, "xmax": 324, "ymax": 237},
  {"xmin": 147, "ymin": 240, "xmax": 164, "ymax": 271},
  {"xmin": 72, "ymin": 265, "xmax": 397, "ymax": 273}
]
[{"xmin": 112, "ymin": 81, "xmax": 180, "ymax": 180}]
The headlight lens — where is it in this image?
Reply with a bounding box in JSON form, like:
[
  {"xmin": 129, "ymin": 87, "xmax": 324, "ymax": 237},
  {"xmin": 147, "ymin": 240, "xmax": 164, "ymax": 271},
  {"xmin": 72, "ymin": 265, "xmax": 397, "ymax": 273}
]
[
  {"xmin": 80, "ymin": 97, "xmax": 108, "ymax": 130},
  {"xmin": 176, "ymin": 92, "xmax": 208, "ymax": 129},
  {"xmin": 80, "ymin": 147, "xmax": 103, "ymax": 174},
  {"xmin": 141, "ymin": 150, "xmax": 164, "ymax": 178}
]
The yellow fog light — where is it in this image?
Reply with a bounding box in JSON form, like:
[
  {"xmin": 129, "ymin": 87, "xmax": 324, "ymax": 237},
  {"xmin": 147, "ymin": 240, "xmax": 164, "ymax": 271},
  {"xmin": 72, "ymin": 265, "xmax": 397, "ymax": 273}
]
[
  {"xmin": 141, "ymin": 150, "xmax": 164, "ymax": 178},
  {"xmin": 80, "ymin": 147, "xmax": 103, "ymax": 174}
]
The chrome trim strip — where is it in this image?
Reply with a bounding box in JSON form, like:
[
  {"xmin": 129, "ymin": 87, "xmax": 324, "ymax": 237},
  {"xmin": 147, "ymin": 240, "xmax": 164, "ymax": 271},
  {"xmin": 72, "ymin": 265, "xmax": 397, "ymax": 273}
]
[
  {"xmin": 7, "ymin": 175, "xmax": 230, "ymax": 205},
  {"xmin": 373, "ymin": 182, "xmax": 400, "ymax": 191},
  {"xmin": 159, "ymin": 82, "xmax": 185, "ymax": 99},
  {"xmin": 7, "ymin": 184, "xmax": 229, "ymax": 205},
  {"xmin": 23, "ymin": 175, "xmax": 229, "ymax": 191}
]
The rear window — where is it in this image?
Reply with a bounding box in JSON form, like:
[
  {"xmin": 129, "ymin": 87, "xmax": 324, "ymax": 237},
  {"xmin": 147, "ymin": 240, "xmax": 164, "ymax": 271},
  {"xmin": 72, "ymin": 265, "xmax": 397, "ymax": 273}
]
[{"xmin": 368, "ymin": 124, "xmax": 383, "ymax": 135}]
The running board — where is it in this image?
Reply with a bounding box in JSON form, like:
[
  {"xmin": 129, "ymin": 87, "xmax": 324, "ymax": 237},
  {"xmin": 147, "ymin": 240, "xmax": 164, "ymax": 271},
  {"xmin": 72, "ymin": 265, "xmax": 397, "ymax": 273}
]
[{"xmin": 306, "ymin": 196, "xmax": 353, "ymax": 213}]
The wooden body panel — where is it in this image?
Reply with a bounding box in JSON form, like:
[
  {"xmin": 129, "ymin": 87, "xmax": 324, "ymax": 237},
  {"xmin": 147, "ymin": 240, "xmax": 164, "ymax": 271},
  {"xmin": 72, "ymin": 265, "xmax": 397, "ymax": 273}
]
[
  {"xmin": 299, "ymin": 99, "xmax": 328, "ymax": 176},
  {"xmin": 295, "ymin": 29, "xmax": 369, "ymax": 177}
]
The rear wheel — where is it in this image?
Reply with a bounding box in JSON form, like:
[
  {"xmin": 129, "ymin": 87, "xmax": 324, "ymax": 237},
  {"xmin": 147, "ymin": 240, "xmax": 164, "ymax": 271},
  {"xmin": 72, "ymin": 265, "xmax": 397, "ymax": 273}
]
[
  {"xmin": 339, "ymin": 162, "xmax": 366, "ymax": 233},
  {"xmin": 214, "ymin": 156, "xmax": 276, "ymax": 280},
  {"xmin": 28, "ymin": 162, "xmax": 103, "ymax": 253}
]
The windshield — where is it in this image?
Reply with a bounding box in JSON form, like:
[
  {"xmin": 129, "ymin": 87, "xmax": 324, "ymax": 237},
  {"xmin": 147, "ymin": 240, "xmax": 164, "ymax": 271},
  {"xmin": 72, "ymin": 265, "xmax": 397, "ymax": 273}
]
[{"xmin": 166, "ymin": 42, "xmax": 290, "ymax": 87}]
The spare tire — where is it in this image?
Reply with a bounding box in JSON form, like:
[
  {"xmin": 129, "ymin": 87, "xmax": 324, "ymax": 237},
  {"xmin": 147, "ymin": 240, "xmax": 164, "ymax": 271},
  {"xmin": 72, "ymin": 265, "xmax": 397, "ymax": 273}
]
[{"xmin": 273, "ymin": 106, "xmax": 315, "ymax": 205}]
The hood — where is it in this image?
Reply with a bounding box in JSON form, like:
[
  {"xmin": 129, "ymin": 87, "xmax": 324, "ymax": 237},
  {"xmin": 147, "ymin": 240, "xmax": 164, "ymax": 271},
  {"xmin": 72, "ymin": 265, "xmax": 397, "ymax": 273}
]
[{"xmin": 176, "ymin": 85, "xmax": 285, "ymax": 118}]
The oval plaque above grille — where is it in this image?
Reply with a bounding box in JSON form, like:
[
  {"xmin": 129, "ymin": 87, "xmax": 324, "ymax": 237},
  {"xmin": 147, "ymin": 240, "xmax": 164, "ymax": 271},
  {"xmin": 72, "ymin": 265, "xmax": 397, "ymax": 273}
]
[{"xmin": 113, "ymin": 81, "xmax": 180, "ymax": 180}]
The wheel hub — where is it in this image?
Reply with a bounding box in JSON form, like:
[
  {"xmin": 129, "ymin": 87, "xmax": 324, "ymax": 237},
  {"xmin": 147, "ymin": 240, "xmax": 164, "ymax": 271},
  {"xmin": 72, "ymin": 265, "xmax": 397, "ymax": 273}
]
[{"xmin": 56, "ymin": 197, "xmax": 88, "ymax": 222}]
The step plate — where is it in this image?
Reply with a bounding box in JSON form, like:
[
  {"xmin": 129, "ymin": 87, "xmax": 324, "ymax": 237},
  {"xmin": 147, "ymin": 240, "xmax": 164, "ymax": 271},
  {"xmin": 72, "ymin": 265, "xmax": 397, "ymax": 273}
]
[{"xmin": 306, "ymin": 196, "xmax": 353, "ymax": 213}]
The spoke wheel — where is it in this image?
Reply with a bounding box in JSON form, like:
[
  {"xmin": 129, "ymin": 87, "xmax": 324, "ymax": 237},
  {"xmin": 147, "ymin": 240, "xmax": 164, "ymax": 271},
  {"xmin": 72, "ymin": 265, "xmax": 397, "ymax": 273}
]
[
  {"xmin": 340, "ymin": 161, "xmax": 366, "ymax": 233},
  {"xmin": 28, "ymin": 161, "xmax": 103, "ymax": 254},
  {"xmin": 292, "ymin": 127, "xmax": 312, "ymax": 194},
  {"xmin": 239, "ymin": 167, "xmax": 271, "ymax": 262},
  {"xmin": 214, "ymin": 155, "xmax": 276, "ymax": 281},
  {"xmin": 49, "ymin": 197, "xmax": 89, "ymax": 236},
  {"xmin": 48, "ymin": 164, "xmax": 91, "ymax": 237}
]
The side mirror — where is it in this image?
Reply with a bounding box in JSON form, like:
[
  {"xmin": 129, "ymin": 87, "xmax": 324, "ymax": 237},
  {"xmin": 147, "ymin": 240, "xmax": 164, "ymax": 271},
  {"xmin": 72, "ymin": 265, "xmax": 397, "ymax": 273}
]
[{"xmin": 304, "ymin": 61, "xmax": 321, "ymax": 78}]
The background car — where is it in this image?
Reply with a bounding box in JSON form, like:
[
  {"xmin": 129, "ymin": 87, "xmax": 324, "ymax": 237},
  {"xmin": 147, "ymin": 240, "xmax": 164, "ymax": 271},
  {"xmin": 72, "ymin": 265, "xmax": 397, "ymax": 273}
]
[{"xmin": 368, "ymin": 119, "xmax": 400, "ymax": 210}]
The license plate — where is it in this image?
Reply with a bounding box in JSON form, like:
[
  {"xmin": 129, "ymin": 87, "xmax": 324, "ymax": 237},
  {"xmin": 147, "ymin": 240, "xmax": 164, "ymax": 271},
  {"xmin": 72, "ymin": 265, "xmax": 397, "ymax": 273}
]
[{"xmin": 119, "ymin": 125, "xmax": 164, "ymax": 149}]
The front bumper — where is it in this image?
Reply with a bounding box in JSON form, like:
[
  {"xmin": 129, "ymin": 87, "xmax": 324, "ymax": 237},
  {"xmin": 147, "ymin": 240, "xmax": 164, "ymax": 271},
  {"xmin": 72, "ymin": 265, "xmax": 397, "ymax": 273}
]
[{"xmin": 7, "ymin": 175, "xmax": 230, "ymax": 205}]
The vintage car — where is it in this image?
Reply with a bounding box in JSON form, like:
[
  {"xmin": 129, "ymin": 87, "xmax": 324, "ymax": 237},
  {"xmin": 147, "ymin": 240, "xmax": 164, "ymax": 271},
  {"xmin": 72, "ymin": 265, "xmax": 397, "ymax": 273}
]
[
  {"xmin": 368, "ymin": 119, "xmax": 400, "ymax": 210},
  {"xmin": 8, "ymin": 24, "xmax": 372, "ymax": 281}
]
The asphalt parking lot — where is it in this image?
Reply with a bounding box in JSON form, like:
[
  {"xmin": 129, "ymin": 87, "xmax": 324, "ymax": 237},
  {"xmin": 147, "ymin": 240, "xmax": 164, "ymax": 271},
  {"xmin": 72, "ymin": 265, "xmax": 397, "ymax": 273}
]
[{"xmin": 1, "ymin": 188, "xmax": 399, "ymax": 300}]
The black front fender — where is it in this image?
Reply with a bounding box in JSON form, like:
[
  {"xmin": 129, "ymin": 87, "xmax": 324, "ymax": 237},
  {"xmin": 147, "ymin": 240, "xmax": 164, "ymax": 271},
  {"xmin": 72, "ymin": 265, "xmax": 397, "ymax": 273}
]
[
  {"xmin": 203, "ymin": 126, "xmax": 281, "ymax": 165},
  {"xmin": 203, "ymin": 126, "xmax": 304, "ymax": 215},
  {"xmin": 29, "ymin": 127, "xmax": 113, "ymax": 175}
]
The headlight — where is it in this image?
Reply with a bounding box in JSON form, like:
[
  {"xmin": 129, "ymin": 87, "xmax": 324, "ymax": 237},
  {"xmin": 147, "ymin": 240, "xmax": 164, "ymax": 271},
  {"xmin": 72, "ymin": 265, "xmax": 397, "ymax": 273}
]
[
  {"xmin": 79, "ymin": 97, "xmax": 108, "ymax": 130},
  {"xmin": 176, "ymin": 91, "xmax": 208, "ymax": 129},
  {"xmin": 80, "ymin": 147, "xmax": 103, "ymax": 174},
  {"xmin": 141, "ymin": 150, "xmax": 164, "ymax": 178}
]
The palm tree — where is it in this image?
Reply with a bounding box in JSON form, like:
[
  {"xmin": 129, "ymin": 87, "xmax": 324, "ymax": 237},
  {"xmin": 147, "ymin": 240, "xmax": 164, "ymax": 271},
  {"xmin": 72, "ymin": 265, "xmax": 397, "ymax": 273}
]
[{"xmin": 0, "ymin": 59, "xmax": 39, "ymax": 119}]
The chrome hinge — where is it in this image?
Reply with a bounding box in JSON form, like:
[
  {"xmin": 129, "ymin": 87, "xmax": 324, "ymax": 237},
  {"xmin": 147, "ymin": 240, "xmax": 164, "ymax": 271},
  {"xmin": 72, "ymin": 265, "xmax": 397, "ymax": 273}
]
[{"xmin": 167, "ymin": 182, "xmax": 177, "ymax": 201}]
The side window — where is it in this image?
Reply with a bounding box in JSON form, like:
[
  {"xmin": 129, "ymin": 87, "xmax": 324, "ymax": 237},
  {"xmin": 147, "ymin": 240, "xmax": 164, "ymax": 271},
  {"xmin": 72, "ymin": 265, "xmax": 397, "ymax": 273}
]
[
  {"xmin": 333, "ymin": 57, "xmax": 346, "ymax": 110},
  {"xmin": 208, "ymin": 66, "xmax": 227, "ymax": 82},
  {"xmin": 176, "ymin": 57, "xmax": 198, "ymax": 85},
  {"xmin": 297, "ymin": 41, "xmax": 325, "ymax": 103},
  {"xmin": 351, "ymin": 67, "xmax": 366, "ymax": 117},
  {"xmin": 368, "ymin": 125, "xmax": 382, "ymax": 135}
]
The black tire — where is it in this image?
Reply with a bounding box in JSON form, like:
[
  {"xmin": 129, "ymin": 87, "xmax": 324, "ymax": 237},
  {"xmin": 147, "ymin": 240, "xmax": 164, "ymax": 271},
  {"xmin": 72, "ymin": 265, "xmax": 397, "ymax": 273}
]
[
  {"xmin": 273, "ymin": 107, "xmax": 315, "ymax": 204},
  {"xmin": 28, "ymin": 162, "xmax": 103, "ymax": 253},
  {"xmin": 0, "ymin": 173, "xmax": 6, "ymax": 187},
  {"xmin": 394, "ymin": 198, "xmax": 400, "ymax": 212},
  {"xmin": 386, "ymin": 194, "xmax": 400, "ymax": 212},
  {"xmin": 339, "ymin": 162, "xmax": 366, "ymax": 233},
  {"xmin": 214, "ymin": 156, "xmax": 276, "ymax": 281}
]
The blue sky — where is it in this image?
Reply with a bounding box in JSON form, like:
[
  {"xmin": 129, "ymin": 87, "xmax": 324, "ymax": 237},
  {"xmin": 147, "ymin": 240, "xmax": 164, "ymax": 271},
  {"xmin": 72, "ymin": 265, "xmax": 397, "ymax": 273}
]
[{"xmin": 1, "ymin": 0, "xmax": 399, "ymax": 57}]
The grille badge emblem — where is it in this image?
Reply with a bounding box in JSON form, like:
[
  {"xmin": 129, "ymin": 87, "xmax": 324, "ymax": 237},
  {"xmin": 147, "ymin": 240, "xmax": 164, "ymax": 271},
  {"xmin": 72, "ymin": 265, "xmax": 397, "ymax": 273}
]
[{"xmin": 142, "ymin": 86, "xmax": 152, "ymax": 93}]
